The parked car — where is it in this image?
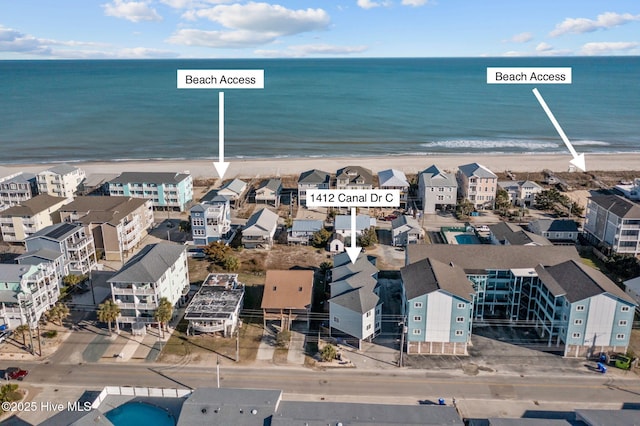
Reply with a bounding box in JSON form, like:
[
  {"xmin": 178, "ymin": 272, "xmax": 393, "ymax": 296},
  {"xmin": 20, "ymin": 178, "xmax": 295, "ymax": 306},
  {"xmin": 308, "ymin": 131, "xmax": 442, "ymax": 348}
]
[
  {"xmin": 0, "ymin": 330, "xmax": 13, "ymax": 344},
  {"xmin": 4, "ymin": 367, "xmax": 28, "ymax": 381}
]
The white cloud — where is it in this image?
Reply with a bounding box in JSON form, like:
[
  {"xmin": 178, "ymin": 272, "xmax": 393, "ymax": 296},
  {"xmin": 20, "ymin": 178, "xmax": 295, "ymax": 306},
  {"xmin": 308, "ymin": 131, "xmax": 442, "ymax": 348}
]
[
  {"xmin": 102, "ymin": 0, "xmax": 162, "ymax": 22},
  {"xmin": 159, "ymin": 0, "xmax": 234, "ymax": 9},
  {"xmin": 357, "ymin": 0, "xmax": 391, "ymax": 9},
  {"xmin": 581, "ymin": 41, "xmax": 639, "ymax": 55},
  {"xmin": 167, "ymin": 28, "xmax": 277, "ymax": 48},
  {"xmin": 402, "ymin": 0, "xmax": 428, "ymax": 6},
  {"xmin": 255, "ymin": 43, "xmax": 368, "ymax": 57},
  {"xmin": 550, "ymin": 12, "xmax": 640, "ymax": 37},
  {"xmin": 536, "ymin": 42, "xmax": 553, "ymax": 52},
  {"xmin": 510, "ymin": 32, "xmax": 533, "ymax": 43},
  {"xmin": 0, "ymin": 26, "xmax": 51, "ymax": 55}
]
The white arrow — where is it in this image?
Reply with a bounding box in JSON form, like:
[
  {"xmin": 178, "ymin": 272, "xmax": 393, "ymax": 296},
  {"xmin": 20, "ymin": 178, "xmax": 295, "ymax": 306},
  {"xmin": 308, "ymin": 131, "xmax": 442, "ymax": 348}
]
[
  {"xmin": 532, "ymin": 88, "xmax": 586, "ymax": 172},
  {"xmin": 213, "ymin": 91, "xmax": 230, "ymax": 179},
  {"xmin": 345, "ymin": 207, "xmax": 362, "ymax": 264}
]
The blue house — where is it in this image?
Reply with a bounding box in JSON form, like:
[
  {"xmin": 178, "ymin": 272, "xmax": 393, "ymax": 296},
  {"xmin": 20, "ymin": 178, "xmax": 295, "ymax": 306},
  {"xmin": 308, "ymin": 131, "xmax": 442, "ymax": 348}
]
[
  {"xmin": 108, "ymin": 172, "xmax": 193, "ymax": 212},
  {"xmin": 190, "ymin": 195, "xmax": 232, "ymax": 246}
]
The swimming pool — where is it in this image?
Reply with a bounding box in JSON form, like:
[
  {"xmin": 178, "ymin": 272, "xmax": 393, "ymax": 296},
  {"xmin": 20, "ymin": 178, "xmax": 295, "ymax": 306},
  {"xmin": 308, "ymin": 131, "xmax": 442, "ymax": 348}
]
[
  {"xmin": 455, "ymin": 234, "xmax": 480, "ymax": 245},
  {"xmin": 105, "ymin": 402, "xmax": 176, "ymax": 426}
]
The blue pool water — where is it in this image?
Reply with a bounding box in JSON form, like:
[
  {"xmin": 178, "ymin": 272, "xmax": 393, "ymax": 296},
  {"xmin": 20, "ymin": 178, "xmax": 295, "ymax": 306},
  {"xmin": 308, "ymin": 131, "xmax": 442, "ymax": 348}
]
[
  {"xmin": 105, "ymin": 402, "xmax": 175, "ymax": 426},
  {"xmin": 455, "ymin": 234, "xmax": 480, "ymax": 245}
]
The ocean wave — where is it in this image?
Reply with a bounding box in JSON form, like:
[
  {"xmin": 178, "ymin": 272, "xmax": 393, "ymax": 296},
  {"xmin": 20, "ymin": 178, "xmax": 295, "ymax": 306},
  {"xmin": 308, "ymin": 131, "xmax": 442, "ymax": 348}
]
[
  {"xmin": 420, "ymin": 139, "xmax": 561, "ymax": 150},
  {"xmin": 571, "ymin": 140, "xmax": 611, "ymax": 146}
]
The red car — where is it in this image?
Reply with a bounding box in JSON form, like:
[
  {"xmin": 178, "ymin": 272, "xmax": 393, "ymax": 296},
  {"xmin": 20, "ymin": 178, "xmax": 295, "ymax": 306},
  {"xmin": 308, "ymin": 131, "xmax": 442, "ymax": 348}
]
[{"xmin": 4, "ymin": 367, "xmax": 28, "ymax": 381}]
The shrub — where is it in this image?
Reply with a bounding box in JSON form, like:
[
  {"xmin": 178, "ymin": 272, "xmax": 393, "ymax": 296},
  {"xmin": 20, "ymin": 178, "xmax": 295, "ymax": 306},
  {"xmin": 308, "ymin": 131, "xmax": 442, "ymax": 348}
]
[
  {"xmin": 321, "ymin": 344, "xmax": 337, "ymax": 362},
  {"xmin": 43, "ymin": 330, "xmax": 58, "ymax": 339},
  {"xmin": 276, "ymin": 330, "xmax": 291, "ymax": 348}
]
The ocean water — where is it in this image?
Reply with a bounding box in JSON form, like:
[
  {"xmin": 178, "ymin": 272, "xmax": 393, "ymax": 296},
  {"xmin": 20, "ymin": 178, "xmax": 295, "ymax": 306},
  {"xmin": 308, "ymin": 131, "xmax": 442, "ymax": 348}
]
[{"xmin": 1, "ymin": 57, "xmax": 639, "ymax": 164}]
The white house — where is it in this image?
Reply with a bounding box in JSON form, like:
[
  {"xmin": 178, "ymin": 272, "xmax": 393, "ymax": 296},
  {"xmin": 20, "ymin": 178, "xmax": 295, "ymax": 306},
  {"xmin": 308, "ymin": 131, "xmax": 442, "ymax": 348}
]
[
  {"xmin": 418, "ymin": 165, "xmax": 457, "ymax": 214},
  {"xmin": 297, "ymin": 169, "xmax": 331, "ymax": 207},
  {"xmin": 255, "ymin": 179, "xmax": 282, "ymax": 207},
  {"xmin": 190, "ymin": 195, "xmax": 232, "ymax": 245},
  {"xmin": 287, "ymin": 219, "xmax": 323, "ymax": 245},
  {"xmin": 498, "ymin": 180, "xmax": 543, "ymax": 207},
  {"xmin": 0, "ymin": 172, "xmax": 38, "ymax": 209},
  {"xmin": 334, "ymin": 215, "xmax": 376, "ymax": 239},
  {"xmin": 37, "ymin": 164, "xmax": 85, "ymax": 200},
  {"xmin": 378, "ymin": 169, "xmax": 409, "ymax": 208},
  {"xmin": 108, "ymin": 243, "xmax": 189, "ymax": 334},
  {"xmin": 242, "ymin": 208, "xmax": 279, "ymax": 249},
  {"xmin": 391, "ymin": 216, "xmax": 425, "ymax": 246},
  {"xmin": 528, "ymin": 219, "xmax": 579, "ymax": 244},
  {"xmin": 217, "ymin": 179, "xmax": 247, "ymax": 201}
]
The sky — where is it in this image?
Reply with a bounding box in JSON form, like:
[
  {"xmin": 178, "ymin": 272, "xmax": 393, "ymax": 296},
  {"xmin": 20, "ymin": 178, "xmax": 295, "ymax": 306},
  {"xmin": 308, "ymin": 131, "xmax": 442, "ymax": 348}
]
[{"xmin": 0, "ymin": 0, "xmax": 639, "ymax": 59}]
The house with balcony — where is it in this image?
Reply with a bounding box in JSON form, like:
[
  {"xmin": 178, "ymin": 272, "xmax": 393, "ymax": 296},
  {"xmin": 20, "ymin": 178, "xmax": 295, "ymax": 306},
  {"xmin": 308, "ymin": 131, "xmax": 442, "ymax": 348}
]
[
  {"xmin": 406, "ymin": 244, "xmax": 636, "ymax": 357},
  {"xmin": 184, "ymin": 273, "xmax": 244, "ymax": 337},
  {"xmin": 456, "ymin": 163, "xmax": 498, "ymax": 210},
  {"xmin": 0, "ymin": 263, "xmax": 61, "ymax": 329},
  {"xmin": 287, "ymin": 219, "xmax": 324, "ymax": 245},
  {"xmin": 190, "ymin": 195, "xmax": 232, "ymax": 246},
  {"xmin": 329, "ymin": 252, "xmax": 381, "ymax": 349},
  {"xmin": 16, "ymin": 249, "xmax": 66, "ymax": 282},
  {"xmin": 24, "ymin": 222, "xmax": 97, "ymax": 275},
  {"xmin": 401, "ymin": 258, "xmax": 474, "ymax": 355},
  {"xmin": 262, "ymin": 270, "xmax": 314, "ymax": 331},
  {"xmin": 614, "ymin": 178, "xmax": 640, "ymax": 201},
  {"xmin": 391, "ymin": 216, "xmax": 424, "ymax": 246},
  {"xmin": 336, "ymin": 166, "xmax": 373, "ymax": 190},
  {"xmin": 378, "ymin": 169, "xmax": 409, "ymax": 208},
  {"xmin": 528, "ymin": 218, "xmax": 579, "ymax": 244},
  {"xmin": 0, "ymin": 172, "xmax": 38, "ymax": 209},
  {"xmin": 255, "ymin": 178, "xmax": 282, "ymax": 207},
  {"xmin": 241, "ymin": 208, "xmax": 279, "ymax": 249},
  {"xmin": 584, "ymin": 194, "xmax": 640, "ymax": 256},
  {"xmin": 334, "ymin": 215, "xmax": 376, "ymax": 239},
  {"xmin": 36, "ymin": 164, "xmax": 85, "ymax": 200},
  {"xmin": 217, "ymin": 179, "xmax": 247, "ymax": 201},
  {"xmin": 59, "ymin": 196, "xmax": 154, "ymax": 262},
  {"xmin": 418, "ymin": 165, "xmax": 457, "ymax": 214},
  {"xmin": 297, "ymin": 169, "xmax": 331, "ymax": 207},
  {"xmin": 0, "ymin": 194, "xmax": 68, "ymax": 243},
  {"xmin": 488, "ymin": 222, "xmax": 552, "ymax": 246},
  {"xmin": 498, "ymin": 180, "xmax": 543, "ymax": 207},
  {"xmin": 108, "ymin": 172, "xmax": 193, "ymax": 212},
  {"xmin": 108, "ymin": 243, "xmax": 189, "ymax": 334}
]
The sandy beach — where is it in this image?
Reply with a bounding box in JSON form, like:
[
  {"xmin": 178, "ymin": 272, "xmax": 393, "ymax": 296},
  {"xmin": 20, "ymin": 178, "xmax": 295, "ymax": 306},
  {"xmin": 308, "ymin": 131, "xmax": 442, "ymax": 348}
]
[{"xmin": 1, "ymin": 153, "xmax": 639, "ymax": 180}]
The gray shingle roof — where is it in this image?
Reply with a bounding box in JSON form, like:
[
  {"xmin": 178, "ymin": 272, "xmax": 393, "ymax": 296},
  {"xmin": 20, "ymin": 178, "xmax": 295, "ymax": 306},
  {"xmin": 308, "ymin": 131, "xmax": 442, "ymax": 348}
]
[
  {"xmin": 401, "ymin": 258, "xmax": 475, "ymax": 301},
  {"xmin": 107, "ymin": 243, "xmax": 185, "ymax": 284},
  {"xmin": 419, "ymin": 165, "xmax": 458, "ymax": 187},
  {"xmin": 298, "ymin": 169, "xmax": 330, "ymax": 185},
  {"xmin": 0, "ymin": 172, "xmax": 36, "ymax": 184},
  {"xmin": 588, "ymin": 194, "xmax": 640, "ymax": 219},
  {"xmin": 60, "ymin": 196, "xmax": 150, "ymax": 226},
  {"xmin": 489, "ymin": 222, "xmax": 552, "ymax": 246},
  {"xmin": 243, "ymin": 208, "xmax": 279, "ymax": 236},
  {"xmin": 0, "ymin": 264, "xmax": 35, "ymax": 284},
  {"xmin": 109, "ymin": 171, "xmax": 190, "ymax": 184},
  {"xmin": 336, "ymin": 165, "xmax": 373, "ymax": 185},
  {"xmin": 0, "ymin": 194, "xmax": 67, "ymax": 217},
  {"xmin": 220, "ymin": 178, "xmax": 247, "ymax": 195},
  {"xmin": 16, "ymin": 249, "xmax": 64, "ymax": 263},
  {"xmin": 529, "ymin": 218, "xmax": 579, "ymax": 233},
  {"xmin": 258, "ymin": 178, "xmax": 282, "ymax": 192},
  {"xmin": 329, "ymin": 286, "xmax": 379, "ymax": 313},
  {"xmin": 458, "ymin": 163, "xmax": 497, "ymax": 179}
]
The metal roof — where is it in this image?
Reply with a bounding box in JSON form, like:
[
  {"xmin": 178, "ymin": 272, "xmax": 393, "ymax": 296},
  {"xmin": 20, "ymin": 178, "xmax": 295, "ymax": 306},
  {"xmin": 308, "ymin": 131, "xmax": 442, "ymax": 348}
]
[
  {"xmin": 458, "ymin": 163, "xmax": 498, "ymax": 179},
  {"xmin": 334, "ymin": 215, "xmax": 374, "ymax": 231},
  {"xmin": 243, "ymin": 208, "xmax": 279, "ymax": 236},
  {"xmin": 291, "ymin": 219, "xmax": 323, "ymax": 233},
  {"xmin": 109, "ymin": 171, "xmax": 191, "ymax": 184},
  {"xmin": 378, "ymin": 169, "xmax": 409, "ymax": 188}
]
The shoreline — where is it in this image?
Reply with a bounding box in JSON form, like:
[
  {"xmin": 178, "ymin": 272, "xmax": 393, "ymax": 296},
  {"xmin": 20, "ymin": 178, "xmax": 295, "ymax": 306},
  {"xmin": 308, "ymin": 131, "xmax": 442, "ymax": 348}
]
[{"xmin": 2, "ymin": 153, "xmax": 639, "ymax": 179}]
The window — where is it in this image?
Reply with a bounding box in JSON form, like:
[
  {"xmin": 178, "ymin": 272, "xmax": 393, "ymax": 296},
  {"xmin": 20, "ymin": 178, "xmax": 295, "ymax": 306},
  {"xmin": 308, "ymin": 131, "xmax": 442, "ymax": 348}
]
[
  {"xmin": 412, "ymin": 329, "xmax": 422, "ymax": 335},
  {"xmin": 272, "ymin": 286, "xmax": 277, "ymax": 291},
  {"xmin": 616, "ymin": 333, "xmax": 626, "ymax": 340},
  {"xmin": 455, "ymin": 330, "xmax": 463, "ymax": 336},
  {"xmin": 366, "ymin": 324, "xmax": 372, "ymax": 330},
  {"xmin": 413, "ymin": 315, "xmax": 422, "ymax": 322},
  {"xmin": 457, "ymin": 303, "xmax": 465, "ymax": 309},
  {"xmin": 456, "ymin": 317, "xmax": 464, "ymax": 323},
  {"xmin": 619, "ymin": 320, "xmax": 628, "ymax": 326},
  {"xmin": 414, "ymin": 302, "xmax": 423, "ymax": 308},
  {"xmin": 574, "ymin": 319, "xmax": 583, "ymax": 325},
  {"xmin": 572, "ymin": 332, "xmax": 581, "ymax": 338},
  {"xmin": 621, "ymin": 306, "xmax": 630, "ymax": 312},
  {"xmin": 366, "ymin": 311, "xmax": 371, "ymax": 317},
  {"xmin": 193, "ymin": 229, "xmax": 205, "ymax": 236},
  {"xmin": 333, "ymin": 316, "xmax": 339, "ymax": 324},
  {"xmin": 576, "ymin": 305, "xmax": 585, "ymax": 311}
]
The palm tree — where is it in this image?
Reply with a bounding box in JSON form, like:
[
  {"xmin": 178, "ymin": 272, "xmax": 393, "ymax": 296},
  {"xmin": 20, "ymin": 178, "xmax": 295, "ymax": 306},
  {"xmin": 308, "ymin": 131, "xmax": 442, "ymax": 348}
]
[
  {"xmin": 97, "ymin": 300, "xmax": 121, "ymax": 335},
  {"xmin": 46, "ymin": 303, "xmax": 70, "ymax": 326},
  {"xmin": 14, "ymin": 324, "xmax": 30, "ymax": 346},
  {"xmin": 154, "ymin": 297, "xmax": 173, "ymax": 338}
]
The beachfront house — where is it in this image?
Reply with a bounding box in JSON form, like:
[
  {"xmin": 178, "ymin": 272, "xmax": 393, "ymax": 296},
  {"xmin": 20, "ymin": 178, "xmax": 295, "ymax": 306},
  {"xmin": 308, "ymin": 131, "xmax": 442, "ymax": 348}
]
[
  {"xmin": 406, "ymin": 245, "xmax": 637, "ymax": 357},
  {"xmin": 190, "ymin": 195, "xmax": 232, "ymax": 246},
  {"xmin": 0, "ymin": 194, "xmax": 69, "ymax": 243},
  {"xmin": 498, "ymin": 180, "xmax": 543, "ymax": 207},
  {"xmin": 108, "ymin": 171, "xmax": 193, "ymax": 212},
  {"xmin": 241, "ymin": 208, "xmax": 279, "ymax": 249},
  {"xmin": 584, "ymin": 194, "xmax": 640, "ymax": 256},
  {"xmin": 108, "ymin": 243, "xmax": 189, "ymax": 334},
  {"xmin": 528, "ymin": 218, "xmax": 579, "ymax": 244},
  {"xmin": 488, "ymin": 222, "xmax": 552, "ymax": 246},
  {"xmin": 0, "ymin": 263, "xmax": 61, "ymax": 329},
  {"xmin": 24, "ymin": 222, "xmax": 97, "ymax": 275},
  {"xmin": 456, "ymin": 163, "xmax": 498, "ymax": 210},
  {"xmin": 297, "ymin": 169, "xmax": 331, "ymax": 207},
  {"xmin": 400, "ymin": 258, "xmax": 474, "ymax": 355},
  {"xmin": 329, "ymin": 252, "xmax": 381, "ymax": 349},
  {"xmin": 59, "ymin": 196, "xmax": 154, "ymax": 262},
  {"xmin": 79, "ymin": 173, "xmax": 119, "ymax": 196},
  {"xmin": 614, "ymin": 178, "xmax": 640, "ymax": 201},
  {"xmin": 255, "ymin": 178, "xmax": 282, "ymax": 207},
  {"xmin": 287, "ymin": 219, "xmax": 324, "ymax": 245},
  {"xmin": 418, "ymin": 165, "xmax": 457, "ymax": 214},
  {"xmin": 36, "ymin": 164, "xmax": 86, "ymax": 200},
  {"xmin": 184, "ymin": 273, "xmax": 244, "ymax": 337},
  {"xmin": 334, "ymin": 215, "xmax": 376, "ymax": 239},
  {"xmin": 391, "ymin": 215, "xmax": 425, "ymax": 246},
  {"xmin": 217, "ymin": 179, "xmax": 247, "ymax": 202},
  {"xmin": 0, "ymin": 172, "xmax": 38, "ymax": 209},
  {"xmin": 336, "ymin": 166, "xmax": 373, "ymax": 190},
  {"xmin": 261, "ymin": 270, "xmax": 314, "ymax": 331},
  {"xmin": 378, "ymin": 169, "xmax": 410, "ymax": 208}
]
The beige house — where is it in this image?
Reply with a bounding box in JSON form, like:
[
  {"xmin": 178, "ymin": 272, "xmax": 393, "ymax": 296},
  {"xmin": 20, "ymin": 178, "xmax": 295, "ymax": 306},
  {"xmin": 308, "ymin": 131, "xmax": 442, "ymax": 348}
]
[
  {"xmin": 0, "ymin": 194, "xmax": 68, "ymax": 242},
  {"xmin": 37, "ymin": 164, "xmax": 86, "ymax": 200},
  {"xmin": 456, "ymin": 163, "xmax": 498, "ymax": 210},
  {"xmin": 255, "ymin": 178, "xmax": 282, "ymax": 207},
  {"xmin": 59, "ymin": 196, "xmax": 154, "ymax": 261},
  {"xmin": 261, "ymin": 270, "xmax": 314, "ymax": 330}
]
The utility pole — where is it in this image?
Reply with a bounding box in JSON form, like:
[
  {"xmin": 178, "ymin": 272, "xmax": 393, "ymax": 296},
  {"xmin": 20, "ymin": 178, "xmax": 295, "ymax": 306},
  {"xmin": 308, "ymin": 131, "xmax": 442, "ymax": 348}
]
[
  {"xmin": 398, "ymin": 317, "xmax": 406, "ymax": 367},
  {"xmin": 216, "ymin": 355, "xmax": 221, "ymax": 388},
  {"xmin": 235, "ymin": 329, "xmax": 240, "ymax": 362}
]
